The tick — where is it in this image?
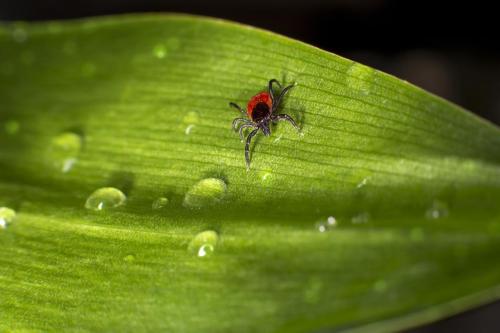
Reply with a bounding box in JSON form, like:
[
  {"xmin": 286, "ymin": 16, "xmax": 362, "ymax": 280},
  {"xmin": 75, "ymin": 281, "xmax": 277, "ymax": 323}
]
[{"xmin": 230, "ymin": 79, "xmax": 300, "ymax": 169}]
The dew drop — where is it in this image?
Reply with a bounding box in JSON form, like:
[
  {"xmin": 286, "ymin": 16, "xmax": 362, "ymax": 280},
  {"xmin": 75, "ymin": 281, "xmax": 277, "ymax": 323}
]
[
  {"xmin": 188, "ymin": 230, "xmax": 219, "ymax": 257},
  {"xmin": 123, "ymin": 254, "xmax": 135, "ymax": 263},
  {"xmin": 0, "ymin": 207, "xmax": 16, "ymax": 229},
  {"xmin": 183, "ymin": 178, "xmax": 226, "ymax": 209},
  {"xmin": 315, "ymin": 216, "xmax": 337, "ymax": 232},
  {"xmin": 346, "ymin": 62, "xmax": 374, "ymax": 94},
  {"xmin": 356, "ymin": 177, "xmax": 369, "ymax": 189},
  {"xmin": 85, "ymin": 187, "xmax": 126, "ymax": 211},
  {"xmin": 4, "ymin": 120, "xmax": 20, "ymax": 135},
  {"xmin": 11, "ymin": 25, "xmax": 27, "ymax": 43},
  {"xmin": 351, "ymin": 212, "xmax": 370, "ymax": 224},
  {"xmin": 183, "ymin": 111, "xmax": 200, "ymax": 124},
  {"xmin": 153, "ymin": 44, "xmax": 167, "ymax": 59},
  {"xmin": 49, "ymin": 132, "xmax": 83, "ymax": 173},
  {"xmin": 425, "ymin": 200, "xmax": 449, "ymax": 219},
  {"xmin": 152, "ymin": 197, "xmax": 169, "ymax": 210},
  {"xmin": 185, "ymin": 124, "xmax": 195, "ymax": 135}
]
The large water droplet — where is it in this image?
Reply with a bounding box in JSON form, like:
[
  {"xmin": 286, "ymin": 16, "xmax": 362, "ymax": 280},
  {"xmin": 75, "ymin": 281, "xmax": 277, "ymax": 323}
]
[
  {"xmin": 123, "ymin": 254, "xmax": 135, "ymax": 263},
  {"xmin": 85, "ymin": 187, "xmax": 126, "ymax": 211},
  {"xmin": 49, "ymin": 132, "xmax": 82, "ymax": 173},
  {"xmin": 188, "ymin": 230, "xmax": 219, "ymax": 257},
  {"xmin": 425, "ymin": 200, "xmax": 449, "ymax": 219},
  {"xmin": 0, "ymin": 207, "xmax": 16, "ymax": 229},
  {"xmin": 183, "ymin": 178, "xmax": 226, "ymax": 209},
  {"xmin": 152, "ymin": 197, "xmax": 169, "ymax": 210}
]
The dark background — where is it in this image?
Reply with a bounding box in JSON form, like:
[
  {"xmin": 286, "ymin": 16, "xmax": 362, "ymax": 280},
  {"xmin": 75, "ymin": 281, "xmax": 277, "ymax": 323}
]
[{"xmin": 1, "ymin": 0, "xmax": 499, "ymax": 331}]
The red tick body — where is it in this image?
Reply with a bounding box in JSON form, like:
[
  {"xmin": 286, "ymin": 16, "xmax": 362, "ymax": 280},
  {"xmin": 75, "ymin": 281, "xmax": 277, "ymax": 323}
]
[
  {"xmin": 229, "ymin": 79, "xmax": 300, "ymax": 170},
  {"xmin": 247, "ymin": 92, "xmax": 272, "ymax": 122}
]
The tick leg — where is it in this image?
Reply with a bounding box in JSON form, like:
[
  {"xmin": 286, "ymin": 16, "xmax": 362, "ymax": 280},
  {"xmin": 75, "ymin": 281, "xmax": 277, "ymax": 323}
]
[
  {"xmin": 229, "ymin": 102, "xmax": 246, "ymax": 115},
  {"xmin": 238, "ymin": 123, "xmax": 257, "ymax": 141},
  {"xmin": 268, "ymin": 79, "xmax": 281, "ymax": 104},
  {"xmin": 232, "ymin": 117, "xmax": 251, "ymax": 131},
  {"xmin": 272, "ymin": 83, "xmax": 295, "ymax": 113},
  {"xmin": 245, "ymin": 128, "xmax": 260, "ymax": 170},
  {"xmin": 272, "ymin": 114, "xmax": 300, "ymax": 131}
]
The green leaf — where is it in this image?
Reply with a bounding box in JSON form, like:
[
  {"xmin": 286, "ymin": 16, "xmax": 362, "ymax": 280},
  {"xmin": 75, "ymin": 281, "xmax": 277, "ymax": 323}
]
[{"xmin": 1, "ymin": 14, "xmax": 500, "ymax": 332}]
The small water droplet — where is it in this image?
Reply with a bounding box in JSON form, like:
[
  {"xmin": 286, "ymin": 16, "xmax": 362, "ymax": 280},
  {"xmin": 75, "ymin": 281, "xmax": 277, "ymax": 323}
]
[
  {"xmin": 185, "ymin": 124, "xmax": 195, "ymax": 135},
  {"xmin": 81, "ymin": 62, "xmax": 96, "ymax": 77},
  {"xmin": 425, "ymin": 200, "xmax": 449, "ymax": 220},
  {"xmin": 0, "ymin": 207, "xmax": 16, "ymax": 229},
  {"xmin": 153, "ymin": 44, "xmax": 167, "ymax": 59},
  {"xmin": 183, "ymin": 178, "xmax": 226, "ymax": 209},
  {"xmin": 273, "ymin": 134, "xmax": 283, "ymax": 143},
  {"xmin": 351, "ymin": 212, "xmax": 370, "ymax": 224},
  {"xmin": 49, "ymin": 132, "xmax": 82, "ymax": 173},
  {"xmin": 152, "ymin": 197, "xmax": 169, "ymax": 210},
  {"xmin": 11, "ymin": 25, "xmax": 27, "ymax": 43},
  {"xmin": 4, "ymin": 120, "xmax": 19, "ymax": 135},
  {"xmin": 346, "ymin": 62, "xmax": 374, "ymax": 94},
  {"xmin": 315, "ymin": 216, "xmax": 337, "ymax": 232},
  {"xmin": 356, "ymin": 177, "xmax": 369, "ymax": 188},
  {"xmin": 123, "ymin": 254, "xmax": 135, "ymax": 263},
  {"xmin": 188, "ymin": 230, "xmax": 219, "ymax": 257},
  {"xmin": 85, "ymin": 187, "xmax": 126, "ymax": 211},
  {"xmin": 183, "ymin": 111, "xmax": 200, "ymax": 124}
]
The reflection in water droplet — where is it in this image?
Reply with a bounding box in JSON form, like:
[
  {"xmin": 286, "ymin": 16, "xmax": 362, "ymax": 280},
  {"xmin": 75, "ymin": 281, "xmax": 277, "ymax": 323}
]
[
  {"xmin": 0, "ymin": 207, "xmax": 16, "ymax": 229},
  {"xmin": 4, "ymin": 120, "xmax": 19, "ymax": 135},
  {"xmin": 153, "ymin": 44, "xmax": 167, "ymax": 59},
  {"xmin": 425, "ymin": 200, "xmax": 449, "ymax": 220},
  {"xmin": 183, "ymin": 178, "xmax": 226, "ymax": 209},
  {"xmin": 49, "ymin": 132, "xmax": 83, "ymax": 173},
  {"xmin": 188, "ymin": 230, "xmax": 219, "ymax": 257},
  {"xmin": 85, "ymin": 187, "xmax": 126, "ymax": 211},
  {"xmin": 356, "ymin": 177, "xmax": 369, "ymax": 188},
  {"xmin": 152, "ymin": 197, "xmax": 169, "ymax": 210},
  {"xmin": 351, "ymin": 212, "xmax": 370, "ymax": 224},
  {"xmin": 123, "ymin": 254, "xmax": 135, "ymax": 263},
  {"xmin": 11, "ymin": 26, "xmax": 27, "ymax": 43},
  {"xmin": 185, "ymin": 124, "xmax": 195, "ymax": 135},
  {"xmin": 273, "ymin": 134, "xmax": 283, "ymax": 143}
]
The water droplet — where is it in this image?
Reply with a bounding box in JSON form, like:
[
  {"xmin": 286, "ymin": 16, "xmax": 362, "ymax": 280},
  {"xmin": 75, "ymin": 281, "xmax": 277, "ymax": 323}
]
[
  {"xmin": 11, "ymin": 25, "xmax": 27, "ymax": 43},
  {"xmin": 183, "ymin": 178, "xmax": 226, "ymax": 209},
  {"xmin": 425, "ymin": 200, "xmax": 449, "ymax": 220},
  {"xmin": 49, "ymin": 132, "xmax": 82, "ymax": 173},
  {"xmin": 81, "ymin": 62, "xmax": 96, "ymax": 77},
  {"xmin": 85, "ymin": 187, "xmax": 126, "ymax": 211},
  {"xmin": 315, "ymin": 216, "xmax": 337, "ymax": 232},
  {"xmin": 351, "ymin": 212, "xmax": 370, "ymax": 224},
  {"xmin": 0, "ymin": 207, "xmax": 16, "ymax": 229},
  {"xmin": 123, "ymin": 254, "xmax": 135, "ymax": 263},
  {"xmin": 153, "ymin": 44, "xmax": 167, "ymax": 59},
  {"xmin": 188, "ymin": 230, "xmax": 219, "ymax": 257},
  {"xmin": 356, "ymin": 177, "xmax": 369, "ymax": 188},
  {"xmin": 4, "ymin": 120, "xmax": 19, "ymax": 135},
  {"xmin": 185, "ymin": 124, "xmax": 195, "ymax": 135},
  {"xmin": 346, "ymin": 62, "xmax": 374, "ymax": 94},
  {"xmin": 258, "ymin": 168, "xmax": 273, "ymax": 185},
  {"xmin": 183, "ymin": 111, "xmax": 200, "ymax": 124},
  {"xmin": 152, "ymin": 197, "xmax": 169, "ymax": 210},
  {"xmin": 273, "ymin": 134, "xmax": 283, "ymax": 143}
]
